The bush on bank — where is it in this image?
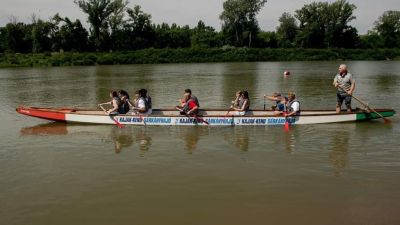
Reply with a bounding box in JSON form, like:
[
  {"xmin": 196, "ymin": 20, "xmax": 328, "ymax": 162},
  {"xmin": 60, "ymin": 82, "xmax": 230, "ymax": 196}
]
[{"xmin": 0, "ymin": 48, "xmax": 399, "ymax": 68}]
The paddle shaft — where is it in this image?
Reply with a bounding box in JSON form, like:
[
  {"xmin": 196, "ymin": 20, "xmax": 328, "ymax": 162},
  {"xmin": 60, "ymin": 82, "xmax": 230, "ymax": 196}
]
[
  {"xmin": 99, "ymin": 104, "xmax": 125, "ymax": 128},
  {"xmin": 337, "ymin": 86, "xmax": 385, "ymax": 119},
  {"xmin": 176, "ymin": 107, "xmax": 209, "ymax": 125},
  {"xmin": 263, "ymin": 95, "xmax": 266, "ymax": 110}
]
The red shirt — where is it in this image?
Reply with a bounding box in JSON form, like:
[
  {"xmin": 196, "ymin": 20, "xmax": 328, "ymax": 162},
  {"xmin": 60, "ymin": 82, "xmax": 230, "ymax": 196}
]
[{"xmin": 188, "ymin": 100, "xmax": 198, "ymax": 109}]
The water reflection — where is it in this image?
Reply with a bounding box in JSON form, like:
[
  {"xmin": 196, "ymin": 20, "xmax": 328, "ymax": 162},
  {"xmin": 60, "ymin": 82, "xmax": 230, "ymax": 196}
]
[
  {"xmin": 329, "ymin": 130, "xmax": 349, "ymax": 177},
  {"xmin": 20, "ymin": 123, "xmax": 152, "ymax": 155},
  {"xmin": 174, "ymin": 127, "xmax": 209, "ymax": 154},
  {"xmin": 283, "ymin": 128, "xmax": 299, "ymax": 154},
  {"xmin": 109, "ymin": 126, "xmax": 134, "ymax": 154},
  {"xmin": 20, "ymin": 122, "xmax": 68, "ymax": 136},
  {"xmin": 223, "ymin": 127, "xmax": 250, "ymax": 152}
]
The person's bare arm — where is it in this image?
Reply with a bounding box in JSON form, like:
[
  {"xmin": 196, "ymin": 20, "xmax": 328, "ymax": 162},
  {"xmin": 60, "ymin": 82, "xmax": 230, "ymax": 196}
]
[
  {"xmin": 107, "ymin": 100, "xmax": 119, "ymax": 114},
  {"xmin": 349, "ymin": 81, "xmax": 355, "ymax": 95}
]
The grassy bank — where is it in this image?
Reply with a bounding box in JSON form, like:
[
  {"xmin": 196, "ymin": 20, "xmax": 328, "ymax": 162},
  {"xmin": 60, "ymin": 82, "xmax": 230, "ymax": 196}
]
[{"xmin": 1, "ymin": 48, "xmax": 399, "ymax": 68}]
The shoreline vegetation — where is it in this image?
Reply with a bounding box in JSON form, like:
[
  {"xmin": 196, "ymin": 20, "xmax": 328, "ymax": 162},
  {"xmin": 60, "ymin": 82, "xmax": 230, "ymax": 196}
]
[
  {"xmin": 1, "ymin": 0, "xmax": 399, "ymax": 69},
  {"xmin": 1, "ymin": 48, "xmax": 399, "ymax": 68}
]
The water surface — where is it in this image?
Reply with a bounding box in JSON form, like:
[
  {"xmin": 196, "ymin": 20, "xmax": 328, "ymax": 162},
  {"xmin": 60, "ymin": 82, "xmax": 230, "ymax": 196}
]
[{"xmin": 1, "ymin": 61, "xmax": 400, "ymax": 225}]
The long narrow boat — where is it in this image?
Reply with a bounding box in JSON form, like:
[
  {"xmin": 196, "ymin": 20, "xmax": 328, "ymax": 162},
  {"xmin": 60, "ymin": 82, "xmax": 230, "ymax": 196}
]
[{"xmin": 16, "ymin": 106, "xmax": 395, "ymax": 126}]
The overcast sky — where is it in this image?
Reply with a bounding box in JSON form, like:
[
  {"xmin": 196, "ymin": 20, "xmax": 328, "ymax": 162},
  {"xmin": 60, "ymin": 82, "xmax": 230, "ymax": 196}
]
[{"xmin": 0, "ymin": 0, "xmax": 399, "ymax": 34}]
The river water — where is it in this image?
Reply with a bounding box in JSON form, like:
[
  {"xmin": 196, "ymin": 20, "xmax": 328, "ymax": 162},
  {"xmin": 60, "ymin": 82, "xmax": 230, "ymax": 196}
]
[{"xmin": 1, "ymin": 61, "xmax": 399, "ymax": 225}]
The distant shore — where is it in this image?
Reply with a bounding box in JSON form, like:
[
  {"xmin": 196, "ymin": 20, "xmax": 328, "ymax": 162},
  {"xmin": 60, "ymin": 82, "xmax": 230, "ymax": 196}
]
[{"xmin": 1, "ymin": 48, "xmax": 399, "ymax": 68}]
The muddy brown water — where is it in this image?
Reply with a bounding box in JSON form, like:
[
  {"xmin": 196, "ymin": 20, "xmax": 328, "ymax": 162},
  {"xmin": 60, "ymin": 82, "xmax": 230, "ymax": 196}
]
[{"xmin": 1, "ymin": 61, "xmax": 399, "ymax": 225}]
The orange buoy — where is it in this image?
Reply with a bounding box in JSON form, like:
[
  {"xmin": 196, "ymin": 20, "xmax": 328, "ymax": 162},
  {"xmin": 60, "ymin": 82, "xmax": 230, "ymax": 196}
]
[{"xmin": 284, "ymin": 70, "xmax": 291, "ymax": 76}]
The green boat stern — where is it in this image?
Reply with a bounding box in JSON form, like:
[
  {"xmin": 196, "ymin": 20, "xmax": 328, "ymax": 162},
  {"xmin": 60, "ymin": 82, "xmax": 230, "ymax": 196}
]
[{"xmin": 356, "ymin": 109, "xmax": 396, "ymax": 121}]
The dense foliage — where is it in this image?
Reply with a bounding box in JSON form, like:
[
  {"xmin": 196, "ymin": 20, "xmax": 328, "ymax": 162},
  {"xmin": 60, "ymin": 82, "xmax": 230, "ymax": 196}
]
[
  {"xmin": 1, "ymin": 48, "xmax": 399, "ymax": 68},
  {"xmin": 0, "ymin": 0, "xmax": 399, "ymax": 66}
]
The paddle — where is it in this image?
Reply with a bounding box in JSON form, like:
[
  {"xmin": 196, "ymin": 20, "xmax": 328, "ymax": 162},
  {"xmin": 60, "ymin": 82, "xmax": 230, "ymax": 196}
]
[
  {"xmin": 130, "ymin": 107, "xmax": 146, "ymax": 125},
  {"xmin": 99, "ymin": 104, "xmax": 125, "ymax": 128},
  {"xmin": 337, "ymin": 86, "xmax": 390, "ymax": 123},
  {"xmin": 283, "ymin": 112, "xmax": 290, "ymax": 132},
  {"xmin": 263, "ymin": 95, "xmax": 266, "ymax": 110},
  {"xmin": 224, "ymin": 104, "xmax": 234, "ymax": 118},
  {"xmin": 175, "ymin": 106, "xmax": 209, "ymax": 125}
]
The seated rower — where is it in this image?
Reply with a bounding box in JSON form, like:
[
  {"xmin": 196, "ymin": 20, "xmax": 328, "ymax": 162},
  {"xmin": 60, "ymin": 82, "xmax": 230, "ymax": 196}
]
[
  {"xmin": 118, "ymin": 89, "xmax": 132, "ymax": 114},
  {"xmin": 180, "ymin": 89, "xmax": 200, "ymax": 108},
  {"xmin": 232, "ymin": 90, "xmax": 243, "ymax": 108},
  {"xmin": 132, "ymin": 90, "xmax": 140, "ymax": 109},
  {"xmin": 230, "ymin": 91, "xmax": 250, "ymax": 116},
  {"xmin": 265, "ymin": 92, "xmax": 284, "ymax": 111},
  {"xmin": 99, "ymin": 91, "xmax": 122, "ymax": 115},
  {"xmin": 285, "ymin": 92, "xmax": 301, "ymax": 117},
  {"xmin": 177, "ymin": 92, "xmax": 199, "ymax": 115},
  {"xmin": 273, "ymin": 96, "xmax": 288, "ymax": 116},
  {"xmin": 131, "ymin": 89, "xmax": 152, "ymax": 115}
]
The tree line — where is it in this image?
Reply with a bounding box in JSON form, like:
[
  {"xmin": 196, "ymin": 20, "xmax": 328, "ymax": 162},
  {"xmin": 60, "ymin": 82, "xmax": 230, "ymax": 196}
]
[{"xmin": 0, "ymin": 0, "xmax": 399, "ymax": 54}]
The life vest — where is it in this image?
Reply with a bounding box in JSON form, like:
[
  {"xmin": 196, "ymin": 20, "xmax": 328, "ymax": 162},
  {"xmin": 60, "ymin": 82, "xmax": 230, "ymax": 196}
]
[
  {"xmin": 146, "ymin": 96, "xmax": 152, "ymax": 110},
  {"xmin": 120, "ymin": 99, "xmax": 130, "ymax": 114},
  {"xmin": 191, "ymin": 96, "xmax": 200, "ymax": 108},
  {"xmin": 287, "ymin": 99, "xmax": 301, "ymax": 115},
  {"xmin": 112, "ymin": 97, "xmax": 124, "ymax": 114},
  {"xmin": 238, "ymin": 98, "xmax": 250, "ymax": 111},
  {"xmin": 182, "ymin": 98, "xmax": 197, "ymax": 112}
]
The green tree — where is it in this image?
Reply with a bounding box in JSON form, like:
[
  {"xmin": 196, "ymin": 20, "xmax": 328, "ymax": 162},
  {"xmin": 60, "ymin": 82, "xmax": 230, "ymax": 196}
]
[
  {"xmin": 257, "ymin": 31, "xmax": 278, "ymax": 48},
  {"xmin": 191, "ymin": 20, "xmax": 221, "ymax": 48},
  {"xmin": 295, "ymin": 2, "xmax": 327, "ymax": 48},
  {"xmin": 74, "ymin": 0, "xmax": 123, "ymax": 50},
  {"xmin": 0, "ymin": 22, "xmax": 32, "ymax": 53},
  {"xmin": 31, "ymin": 18, "xmax": 55, "ymax": 53},
  {"xmin": 276, "ymin": 12, "xmax": 298, "ymax": 47},
  {"xmin": 374, "ymin": 10, "xmax": 400, "ymax": 48},
  {"xmin": 52, "ymin": 14, "xmax": 89, "ymax": 52},
  {"xmin": 109, "ymin": 0, "xmax": 129, "ymax": 50},
  {"xmin": 325, "ymin": 0, "xmax": 358, "ymax": 48},
  {"xmin": 153, "ymin": 23, "xmax": 192, "ymax": 49},
  {"xmin": 219, "ymin": 0, "xmax": 267, "ymax": 47},
  {"xmin": 357, "ymin": 31, "xmax": 384, "ymax": 48},
  {"xmin": 295, "ymin": 0, "xmax": 357, "ymax": 48},
  {"xmin": 122, "ymin": 5, "xmax": 155, "ymax": 50}
]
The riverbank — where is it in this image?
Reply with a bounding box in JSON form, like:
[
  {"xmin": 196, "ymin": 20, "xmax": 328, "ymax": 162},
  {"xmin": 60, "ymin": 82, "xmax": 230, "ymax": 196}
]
[{"xmin": 1, "ymin": 48, "xmax": 399, "ymax": 68}]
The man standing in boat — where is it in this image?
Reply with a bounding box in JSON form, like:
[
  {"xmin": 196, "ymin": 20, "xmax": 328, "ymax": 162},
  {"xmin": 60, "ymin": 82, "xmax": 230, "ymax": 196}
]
[{"xmin": 333, "ymin": 64, "xmax": 356, "ymax": 113}]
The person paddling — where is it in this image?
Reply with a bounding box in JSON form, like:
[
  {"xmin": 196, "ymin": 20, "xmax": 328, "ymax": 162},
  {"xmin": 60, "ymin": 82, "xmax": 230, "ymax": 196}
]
[
  {"xmin": 265, "ymin": 92, "xmax": 287, "ymax": 115},
  {"xmin": 232, "ymin": 90, "xmax": 243, "ymax": 108},
  {"xmin": 230, "ymin": 91, "xmax": 250, "ymax": 116},
  {"xmin": 285, "ymin": 92, "xmax": 301, "ymax": 117},
  {"xmin": 180, "ymin": 89, "xmax": 200, "ymax": 109},
  {"xmin": 118, "ymin": 90, "xmax": 132, "ymax": 114},
  {"xmin": 99, "ymin": 91, "xmax": 122, "ymax": 115},
  {"xmin": 131, "ymin": 89, "xmax": 152, "ymax": 115},
  {"xmin": 177, "ymin": 92, "xmax": 199, "ymax": 115},
  {"xmin": 333, "ymin": 64, "xmax": 355, "ymax": 113}
]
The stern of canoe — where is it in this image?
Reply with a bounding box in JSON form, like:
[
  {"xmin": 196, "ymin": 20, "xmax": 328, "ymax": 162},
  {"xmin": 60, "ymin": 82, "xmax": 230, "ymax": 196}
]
[{"xmin": 356, "ymin": 109, "xmax": 396, "ymax": 121}]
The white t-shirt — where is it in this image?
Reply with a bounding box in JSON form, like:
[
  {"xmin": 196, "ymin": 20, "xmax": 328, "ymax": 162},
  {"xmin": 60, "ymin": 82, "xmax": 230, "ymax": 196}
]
[
  {"xmin": 138, "ymin": 99, "xmax": 146, "ymax": 109},
  {"xmin": 291, "ymin": 102, "xmax": 300, "ymax": 112}
]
